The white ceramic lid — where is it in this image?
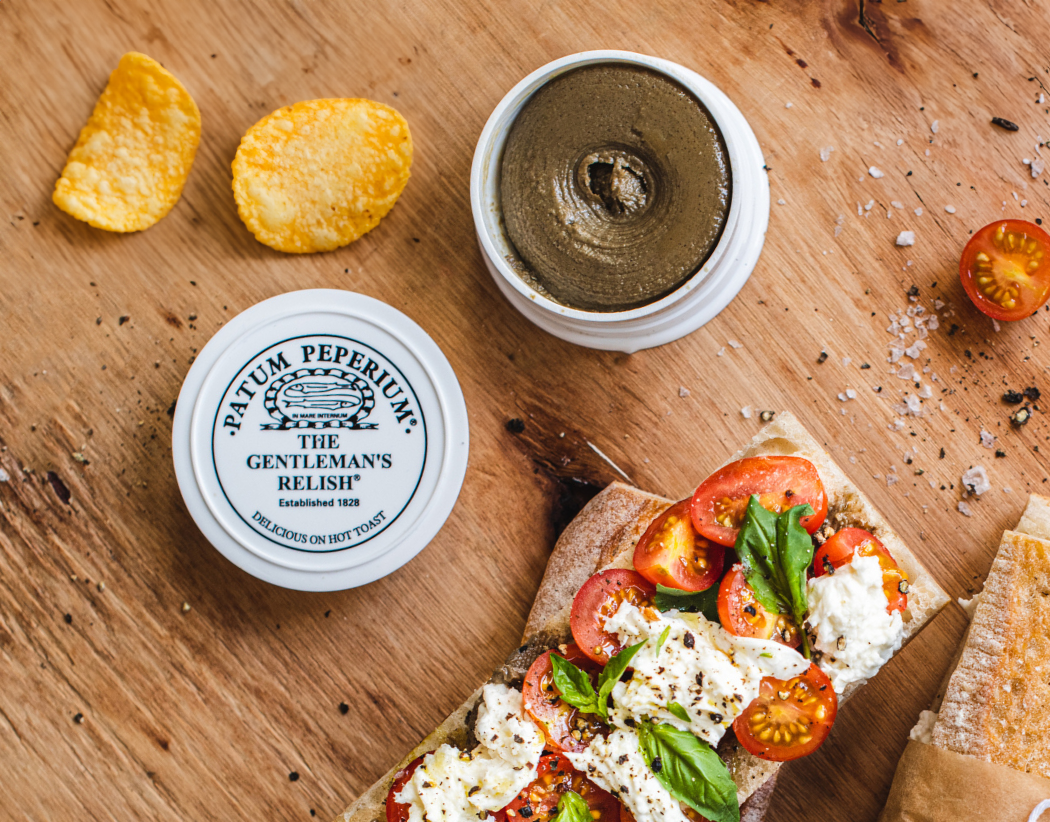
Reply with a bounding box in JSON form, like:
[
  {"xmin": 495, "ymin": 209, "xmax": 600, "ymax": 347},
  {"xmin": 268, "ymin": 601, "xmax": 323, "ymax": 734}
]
[{"xmin": 172, "ymin": 289, "xmax": 469, "ymax": 591}]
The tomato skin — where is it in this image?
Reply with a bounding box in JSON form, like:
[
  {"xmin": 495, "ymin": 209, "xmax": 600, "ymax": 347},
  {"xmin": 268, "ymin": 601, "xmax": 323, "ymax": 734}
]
[
  {"xmin": 386, "ymin": 756, "xmax": 424, "ymax": 822},
  {"xmin": 690, "ymin": 457, "xmax": 828, "ymax": 547},
  {"xmin": 960, "ymin": 219, "xmax": 1050, "ymax": 321},
  {"xmin": 522, "ymin": 644, "xmax": 606, "ymax": 753},
  {"xmin": 495, "ymin": 754, "xmax": 619, "ymax": 822},
  {"xmin": 570, "ymin": 570, "xmax": 656, "ymax": 665},
  {"xmin": 716, "ymin": 566, "xmax": 800, "ymax": 648},
  {"xmin": 633, "ymin": 499, "xmax": 725, "ymax": 592},
  {"xmin": 733, "ymin": 664, "xmax": 837, "ymax": 762},
  {"xmin": 813, "ymin": 528, "xmax": 908, "ymax": 614}
]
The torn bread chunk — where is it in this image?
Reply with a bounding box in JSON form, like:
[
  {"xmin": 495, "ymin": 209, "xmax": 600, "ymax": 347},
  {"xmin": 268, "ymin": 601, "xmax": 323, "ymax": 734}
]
[{"xmin": 930, "ymin": 510, "xmax": 1050, "ymax": 778}]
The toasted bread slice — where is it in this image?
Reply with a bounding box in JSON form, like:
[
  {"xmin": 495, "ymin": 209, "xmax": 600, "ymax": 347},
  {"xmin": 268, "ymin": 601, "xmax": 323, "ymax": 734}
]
[
  {"xmin": 335, "ymin": 413, "xmax": 949, "ymax": 822},
  {"xmin": 930, "ymin": 496, "xmax": 1050, "ymax": 778}
]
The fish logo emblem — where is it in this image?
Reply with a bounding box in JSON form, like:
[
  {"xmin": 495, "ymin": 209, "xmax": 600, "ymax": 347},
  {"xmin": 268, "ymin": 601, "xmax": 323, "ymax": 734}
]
[{"xmin": 262, "ymin": 369, "xmax": 377, "ymax": 430}]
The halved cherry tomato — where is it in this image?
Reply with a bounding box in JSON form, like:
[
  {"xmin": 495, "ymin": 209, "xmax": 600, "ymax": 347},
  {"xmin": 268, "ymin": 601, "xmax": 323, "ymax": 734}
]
[
  {"xmin": 690, "ymin": 457, "xmax": 828, "ymax": 547},
  {"xmin": 570, "ymin": 569, "xmax": 656, "ymax": 664},
  {"xmin": 522, "ymin": 644, "xmax": 607, "ymax": 753},
  {"xmin": 716, "ymin": 566, "xmax": 800, "ymax": 648},
  {"xmin": 633, "ymin": 499, "xmax": 725, "ymax": 592},
  {"xmin": 496, "ymin": 753, "xmax": 620, "ymax": 822},
  {"xmin": 813, "ymin": 528, "xmax": 908, "ymax": 614},
  {"xmin": 386, "ymin": 755, "xmax": 424, "ymax": 822},
  {"xmin": 960, "ymin": 219, "xmax": 1050, "ymax": 321},
  {"xmin": 732, "ymin": 663, "xmax": 837, "ymax": 762}
]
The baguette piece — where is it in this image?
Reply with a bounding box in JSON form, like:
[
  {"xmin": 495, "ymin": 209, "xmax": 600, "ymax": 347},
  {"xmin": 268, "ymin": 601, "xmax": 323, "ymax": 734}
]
[
  {"xmin": 929, "ymin": 495, "xmax": 1050, "ymax": 778},
  {"xmin": 335, "ymin": 413, "xmax": 949, "ymax": 822}
]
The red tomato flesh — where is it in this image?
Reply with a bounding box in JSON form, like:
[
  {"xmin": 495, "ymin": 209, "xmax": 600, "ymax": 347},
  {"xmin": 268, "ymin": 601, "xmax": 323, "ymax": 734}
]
[
  {"xmin": 716, "ymin": 565, "xmax": 800, "ymax": 648},
  {"xmin": 522, "ymin": 644, "xmax": 607, "ymax": 753},
  {"xmin": 960, "ymin": 219, "xmax": 1050, "ymax": 321},
  {"xmin": 732, "ymin": 663, "xmax": 837, "ymax": 762},
  {"xmin": 690, "ymin": 456, "xmax": 828, "ymax": 547},
  {"xmin": 570, "ymin": 569, "xmax": 656, "ymax": 665},
  {"xmin": 813, "ymin": 528, "xmax": 908, "ymax": 614},
  {"xmin": 496, "ymin": 754, "xmax": 619, "ymax": 822},
  {"xmin": 633, "ymin": 499, "xmax": 725, "ymax": 592},
  {"xmin": 386, "ymin": 756, "xmax": 424, "ymax": 822}
]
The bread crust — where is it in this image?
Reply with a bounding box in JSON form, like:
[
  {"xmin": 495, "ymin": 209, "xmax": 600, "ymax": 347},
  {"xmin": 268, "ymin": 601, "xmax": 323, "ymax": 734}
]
[
  {"xmin": 930, "ymin": 527, "xmax": 1050, "ymax": 777},
  {"xmin": 335, "ymin": 412, "xmax": 949, "ymax": 822}
]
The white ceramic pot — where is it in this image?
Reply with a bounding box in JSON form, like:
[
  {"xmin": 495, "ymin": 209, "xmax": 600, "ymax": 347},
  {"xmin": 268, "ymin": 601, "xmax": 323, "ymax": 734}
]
[{"xmin": 471, "ymin": 50, "xmax": 769, "ymax": 354}]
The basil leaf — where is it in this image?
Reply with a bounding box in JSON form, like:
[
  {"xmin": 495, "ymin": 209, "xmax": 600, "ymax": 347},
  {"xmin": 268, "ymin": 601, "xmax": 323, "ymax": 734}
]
[
  {"xmin": 552, "ymin": 790, "xmax": 591, "ymax": 822},
  {"xmin": 732, "ymin": 496, "xmax": 784, "ymax": 614},
  {"xmin": 776, "ymin": 504, "xmax": 816, "ymax": 658},
  {"xmin": 654, "ymin": 584, "xmax": 720, "ymax": 623},
  {"xmin": 655, "ymin": 624, "xmax": 672, "ymax": 654},
  {"xmin": 667, "ymin": 701, "xmax": 691, "ymax": 723},
  {"xmin": 636, "ymin": 720, "xmax": 740, "ymax": 822},
  {"xmin": 595, "ymin": 641, "xmax": 646, "ymax": 720},
  {"xmin": 549, "ymin": 653, "xmax": 600, "ymax": 715}
]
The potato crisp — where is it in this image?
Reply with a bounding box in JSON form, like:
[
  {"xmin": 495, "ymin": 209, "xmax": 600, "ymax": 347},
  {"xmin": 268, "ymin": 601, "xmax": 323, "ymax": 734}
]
[
  {"xmin": 53, "ymin": 52, "xmax": 201, "ymax": 232},
  {"xmin": 231, "ymin": 99, "xmax": 413, "ymax": 253}
]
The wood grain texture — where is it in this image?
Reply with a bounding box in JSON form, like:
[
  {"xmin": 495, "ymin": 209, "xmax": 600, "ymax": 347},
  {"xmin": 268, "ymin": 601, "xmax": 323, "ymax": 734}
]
[{"xmin": 2, "ymin": 1, "xmax": 1050, "ymax": 820}]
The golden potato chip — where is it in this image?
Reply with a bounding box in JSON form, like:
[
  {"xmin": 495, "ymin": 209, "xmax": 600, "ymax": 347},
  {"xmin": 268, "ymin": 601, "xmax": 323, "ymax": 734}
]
[
  {"xmin": 231, "ymin": 98, "xmax": 413, "ymax": 253},
  {"xmin": 53, "ymin": 52, "xmax": 201, "ymax": 232}
]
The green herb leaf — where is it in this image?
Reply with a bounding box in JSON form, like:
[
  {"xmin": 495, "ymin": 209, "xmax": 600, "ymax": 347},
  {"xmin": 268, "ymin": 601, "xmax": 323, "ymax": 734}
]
[
  {"xmin": 549, "ymin": 653, "xmax": 600, "ymax": 715},
  {"xmin": 552, "ymin": 791, "xmax": 591, "ymax": 822},
  {"xmin": 654, "ymin": 584, "xmax": 721, "ymax": 623},
  {"xmin": 636, "ymin": 720, "xmax": 740, "ymax": 822},
  {"xmin": 776, "ymin": 504, "xmax": 816, "ymax": 658},
  {"xmin": 595, "ymin": 641, "xmax": 646, "ymax": 720},
  {"xmin": 732, "ymin": 496, "xmax": 785, "ymax": 614},
  {"xmin": 759, "ymin": 652, "xmax": 772, "ymax": 658},
  {"xmin": 667, "ymin": 701, "xmax": 691, "ymax": 723},
  {"xmin": 655, "ymin": 624, "xmax": 672, "ymax": 654}
]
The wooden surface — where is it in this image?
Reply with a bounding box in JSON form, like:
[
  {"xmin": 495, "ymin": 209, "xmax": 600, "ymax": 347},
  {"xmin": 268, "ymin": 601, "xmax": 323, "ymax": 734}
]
[{"xmin": 2, "ymin": 2, "xmax": 1049, "ymax": 820}]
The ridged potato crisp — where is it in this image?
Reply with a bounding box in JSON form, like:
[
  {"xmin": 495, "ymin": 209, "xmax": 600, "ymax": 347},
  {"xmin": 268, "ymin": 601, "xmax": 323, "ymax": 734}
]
[
  {"xmin": 53, "ymin": 52, "xmax": 201, "ymax": 232},
  {"xmin": 231, "ymin": 99, "xmax": 413, "ymax": 253}
]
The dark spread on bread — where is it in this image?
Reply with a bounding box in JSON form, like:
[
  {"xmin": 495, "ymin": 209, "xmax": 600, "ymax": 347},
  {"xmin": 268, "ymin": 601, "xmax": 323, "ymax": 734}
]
[{"xmin": 499, "ymin": 63, "xmax": 731, "ymax": 313}]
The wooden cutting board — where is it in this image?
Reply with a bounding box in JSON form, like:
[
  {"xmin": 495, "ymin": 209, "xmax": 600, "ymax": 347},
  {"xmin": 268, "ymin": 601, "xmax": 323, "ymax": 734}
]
[{"xmin": 1, "ymin": 1, "xmax": 1048, "ymax": 820}]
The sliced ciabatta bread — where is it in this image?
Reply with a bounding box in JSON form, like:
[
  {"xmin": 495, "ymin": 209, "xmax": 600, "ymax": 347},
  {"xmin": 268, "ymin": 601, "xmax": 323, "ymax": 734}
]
[
  {"xmin": 335, "ymin": 413, "xmax": 949, "ymax": 822},
  {"xmin": 929, "ymin": 496, "xmax": 1050, "ymax": 778}
]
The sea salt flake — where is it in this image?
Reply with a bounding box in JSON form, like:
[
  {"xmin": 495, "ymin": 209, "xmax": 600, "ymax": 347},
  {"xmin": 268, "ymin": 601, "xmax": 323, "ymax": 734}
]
[
  {"xmin": 928, "ymin": 316, "xmax": 940, "ymax": 330},
  {"xmin": 869, "ymin": 166, "xmax": 885, "ymax": 178},
  {"xmin": 728, "ymin": 339, "xmax": 742, "ymax": 349},
  {"xmin": 957, "ymin": 500, "xmax": 974, "ymax": 517},
  {"xmin": 897, "ymin": 363, "xmax": 917, "ymax": 380},
  {"xmin": 896, "ymin": 230, "xmax": 916, "ymax": 246},
  {"xmin": 777, "ymin": 198, "xmax": 787, "ymax": 205},
  {"xmin": 897, "ymin": 139, "xmax": 904, "ymax": 146},
  {"xmin": 741, "ymin": 406, "xmax": 752, "ymax": 419},
  {"xmin": 914, "ymin": 207, "xmax": 923, "ymax": 216},
  {"xmin": 0, "ymin": 468, "xmax": 8, "ymax": 483},
  {"xmin": 906, "ymin": 395, "xmax": 922, "ymax": 415},
  {"xmin": 934, "ymin": 299, "xmax": 945, "ymax": 309},
  {"xmin": 842, "ymin": 356, "xmax": 851, "ymax": 367},
  {"xmin": 962, "ymin": 466, "xmax": 991, "ymax": 496},
  {"xmin": 678, "ymin": 386, "xmax": 690, "ymax": 398},
  {"xmin": 931, "ymin": 120, "xmax": 939, "ymax": 133},
  {"xmin": 716, "ymin": 347, "xmax": 726, "ymax": 357},
  {"xmin": 905, "ymin": 340, "xmax": 926, "ymax": 358},
  {"xmin": 980, "ymin": 430, "xmax": 996, "ymax": 449},
  {"xmin": 820, "ymin": 146, "xmax": 834, "ymax": 162},
  {"xmin": 891, "ymin": 200, "xmax": 904, "ymax": 209},
  {"xmin": 945, "ymin": 205, "xmax": 956, "ymax": 213},
  {"xmin": 918, "ymin": 385, "xmax": 933, "ymax": 399},
  {"xmin": 1030, "ymin": 157, "xmax": 1045, "ymax": 178},
  {"xmin": 887, "ymin": 474, "xmax": 900, "ymax": 486}
]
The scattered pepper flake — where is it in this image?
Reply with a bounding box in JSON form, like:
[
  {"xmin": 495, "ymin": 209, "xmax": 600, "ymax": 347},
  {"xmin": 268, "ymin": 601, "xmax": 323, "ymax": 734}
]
[{"xmin": 992, "ymin": 117, "xmax": 1019, "ymax": 131}]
